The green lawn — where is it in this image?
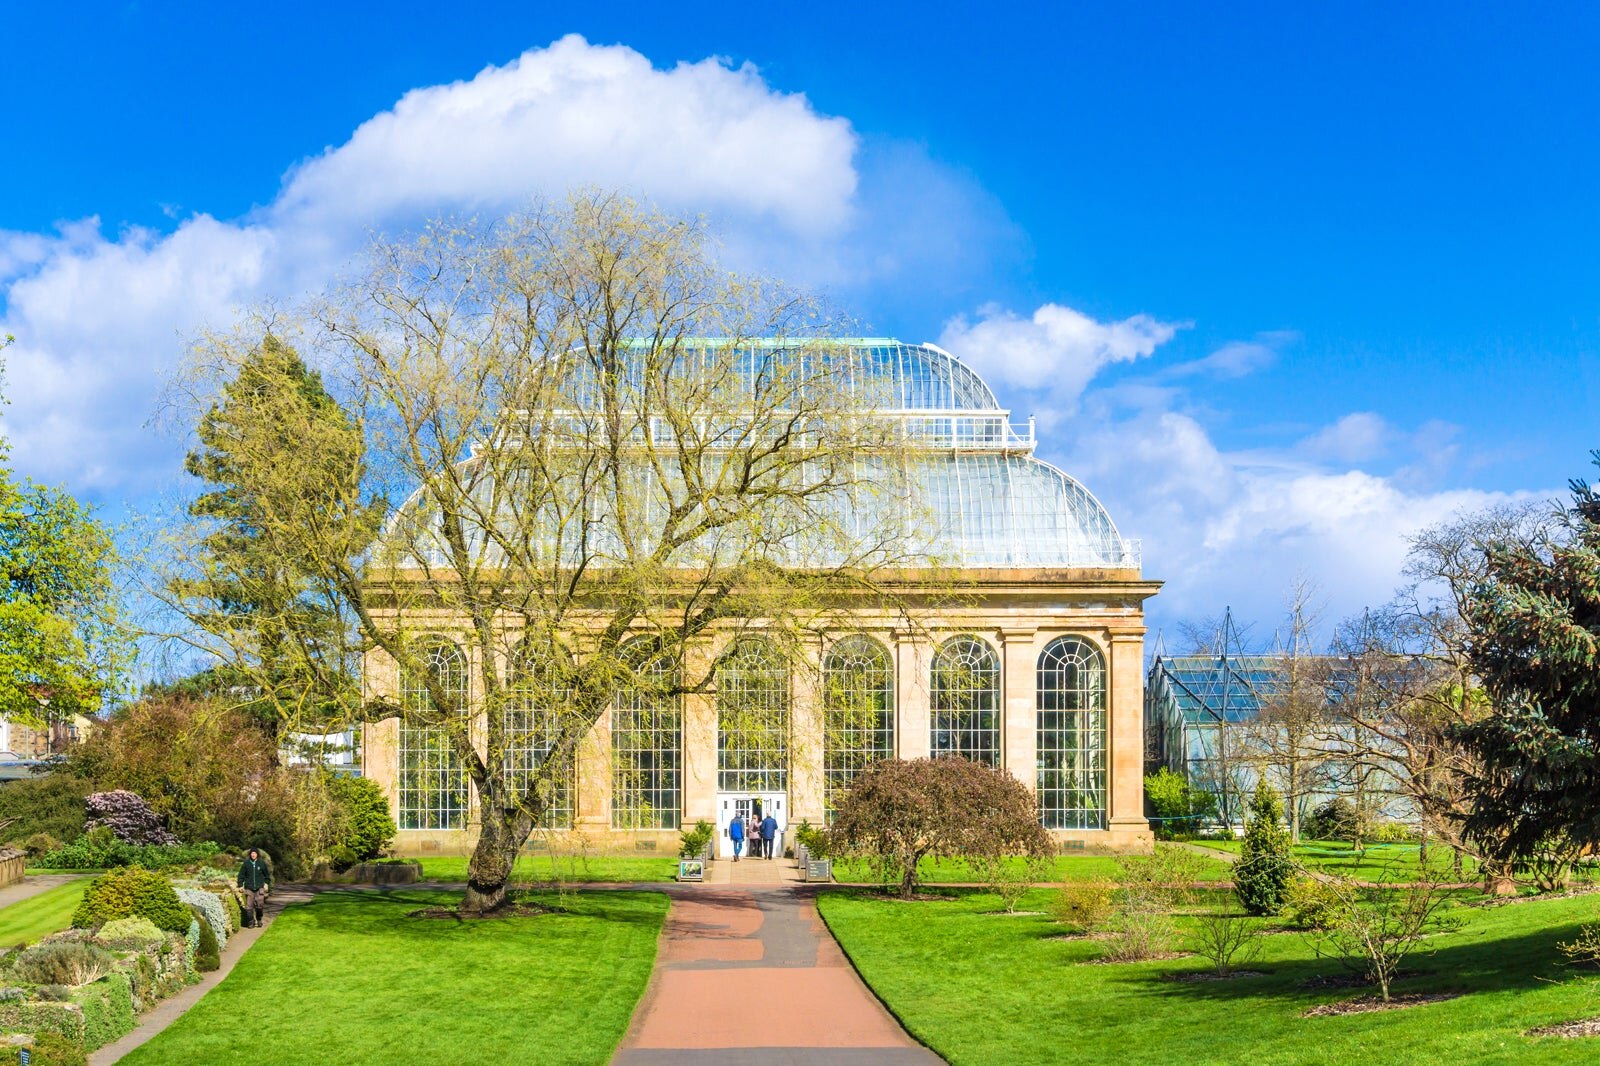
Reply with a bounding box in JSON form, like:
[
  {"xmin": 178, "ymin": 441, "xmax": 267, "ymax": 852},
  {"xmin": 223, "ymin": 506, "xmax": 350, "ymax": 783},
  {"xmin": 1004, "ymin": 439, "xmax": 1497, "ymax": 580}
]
[
  {"xmin": 1192, "ymin": 839, "xmax": 1487, "ymax": 882},
  {"xmin": 831, "ymin": 851, "xmax": 1234, "ymax": 886},
  {"xmin": 0, "ymin": 879, "xmax": 90, "ymax": 948},
  {"xmin": 819, "ymin": 885, "xmax": 1600, "ymax": 1065},
  {"xmin": 411, "ymin": 854, "xmax": 679, "ymax": 882},
  {"xmin": 122, "ymin": 888, "xmax": 668, "ymax": 1066}
]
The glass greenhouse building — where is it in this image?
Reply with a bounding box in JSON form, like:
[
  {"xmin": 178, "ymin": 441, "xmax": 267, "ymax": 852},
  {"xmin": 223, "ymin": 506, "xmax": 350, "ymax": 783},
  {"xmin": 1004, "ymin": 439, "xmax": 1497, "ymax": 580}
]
[{"xmin": 364, "ymin": 340, "xmax": 1160, "ymax": 855}]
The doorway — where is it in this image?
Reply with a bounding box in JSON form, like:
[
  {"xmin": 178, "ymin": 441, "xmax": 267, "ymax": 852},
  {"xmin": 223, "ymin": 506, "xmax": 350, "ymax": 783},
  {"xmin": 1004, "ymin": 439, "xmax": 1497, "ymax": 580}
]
[{"xmin": 716, "ymin": 792, "xmax": 787, "ymax": 858}]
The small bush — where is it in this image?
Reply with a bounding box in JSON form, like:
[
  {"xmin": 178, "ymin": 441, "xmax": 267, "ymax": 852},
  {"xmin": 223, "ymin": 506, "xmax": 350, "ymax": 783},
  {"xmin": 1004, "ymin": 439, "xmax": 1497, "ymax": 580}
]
[
  {"xmin": 973, "ymin": 853, "xmax": 1053, "ymax": 914},
  {"xmin": 1304, "ymin": 798, "xmax": 1359, "ymax": 842},
  {"xmin": 329, "ymin": 774, "xmax": 396, "ymax": 861},
  {"xmin": 1100, "ymin": 907, "xmax": 1177, "ymax": 962},
  {"xmin": 216, "ymin": 888, "xmax": 242, "ymax": 933},
  {"xmin": 1145, "ymin": 768, "xmax": 1216, "ymax": 839},
  {"xmin": 174, "ymin": 889, "xmax": 227, "ymax": 952},
  {"xmin": 1279, "ymin": 876, "xmax": 1342, "ymax": 930},
  {"xmin": 72, "ymin": 867, "xmax": 190, "ymax": 932},
  {"xmin": 678, "ymin": 820, "xmax": 713, "ymax": 859},
  {"xmin": 191, "ymin": 909, "xmax": 220, "ymax": 972},
  {"xmin": 1366, "ymin": 819, "xmax": 1421, "ymax": 844},
  {"xmin": 94, "ymin": 917, "xmax": 164, "ymax": 950},
  {"xmin": 793, "ymin": 819, "xmax": 828, "ymax": 859},
  {"xmin": 73, "ymin": 971, "xmax": 135, "ymax": 1050},
  {"xmin": 1189, "ymin": 910, "xmax": 1264, "ymax": 975},
  {"xmin": 0, "ymin": 1030, "xmax": 89, "ymax": 1066},
  {"xmin": 41, "ymin": 835, "xmax": 221, "ymax": 871},
  {"xmin": 1049, "ymin": 880, "xmax": 1114, "ymax": 932},
  {"xmin": 1559, "ymin": 922, "xmax": 1600, "ymax": 966},
  {"xmin": 13, "ymin": 941, "xmax": 116, "ymax": 987},
  {"xmin": 18, "ymin": 833, "xmax": 63, "ymax": 860}
]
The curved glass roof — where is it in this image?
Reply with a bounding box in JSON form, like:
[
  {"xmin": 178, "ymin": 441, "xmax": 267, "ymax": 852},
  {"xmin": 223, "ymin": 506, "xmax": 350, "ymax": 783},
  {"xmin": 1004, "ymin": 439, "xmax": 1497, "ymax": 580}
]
[{"xmin": 834, "ymin": 340, "xmax": 1000, "ymax": 411}]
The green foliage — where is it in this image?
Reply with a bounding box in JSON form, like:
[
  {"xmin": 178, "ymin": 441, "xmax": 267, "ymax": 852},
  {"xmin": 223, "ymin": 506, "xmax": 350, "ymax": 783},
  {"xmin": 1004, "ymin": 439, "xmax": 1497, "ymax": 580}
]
[
  {"xmin": 71, "ymin": 867, "xmax": 189, "ymax": 932},
  {"xmin": 183, "ymin": 919, "xmax": 199, "ymax": 968},
  {"xmin": 20, "ymin": 833, "xmax": 62, "ymax": 859},
  {"xmin": 1099, "ymin": 844, "xmax": 1210, "ymax": 961},
  {"xmin": 1365, "ymin": 819, "xmax": 1421, "ymax": 843},
  {"xmin": 1048, "ymin": 880, "xmax": 1114, "ymax": 932},
  {"xmin": 1278, "ymin": 876, "xmax": 1342, "ymax": 930},
  {"xmin": 0, "ymin": 359, "xmax": 125, "ymax": 721},
  {"xmin": 1143, "ymin": 767, "xmax": 1216, "ymax": 838},
  {"xmin": 72, "ymin": 971, "xmax": 135, "ymax": 1050},
  {"xmin": 326, "ymin": 774, "xmax": 395, "ymax": 861},
  {"xmin": 0, "ymin": 1031, "xmax": 88, "ymax": 1066},
  {"xmin": 174, "ymin": 890, "xmax": 227, "ymax": 952},
  {"xmin": 1235, "ymin": 782, "xmax": 1294, "ymax": 915},
  {"xmin": 216, "ymin": 889, "xmax": 242, "ymax": 933},
  {"xmin": 1303, "ymin": 797, "xmax": 1359, "ymax": 842},
  {"xmin": 0, "ymin": 775, "xmax": 91, "ymax": 844},
  {"xmin": 0, "ymin": 1000, "xmax": 84, "ymax": 1045},
  {"xmin": 41, "ymin": 832, "xmax": 219, "ymax": 871},
  {"xmin": 793, "ymin": 819, "xmax": 828, "ymax": 858},
  {"xmin": 94, "ymin": 917, "xmax": 164, "ymax": 950},
  {"xmin": 190, "ymin": 907, "xmax": 219, "ymax": 973},
  {"xmin": 11, "ymin": 941, "xmax": 114, "ymax": 986},
  {"xmin": 828, "ymin": 757, "xmax": 1052, "ymax": 899},
  {"xmin": 180, "ymin": 334, "xmax": 373, "ymax": 732},
  {"xmin": 1457, "ymin": 454, "xmax": 1600, "ymax": 863},
  {"xmin": 1302, "ymin": 874, "xmax": 1464, "ymax": 1001},
  {"xmin": 677, "ymin": 820, "xmax": 713, "ymax": 859}
]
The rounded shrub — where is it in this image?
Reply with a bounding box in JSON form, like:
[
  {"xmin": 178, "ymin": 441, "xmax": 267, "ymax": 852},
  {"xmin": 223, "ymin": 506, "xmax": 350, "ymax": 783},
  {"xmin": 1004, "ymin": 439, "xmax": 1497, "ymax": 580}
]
[
  {"xmin": 94, "ymin": 917, "xmax": 165, "ymax": 950},
  {"xmin": 330, "ymin": 775, "xmax": 397, "ymax": 861},
  {"xmin": 174, "ymin": 889, "xmax": 227, "ymax": 952},
  {"xmin": 190, "ymin": 907, "xmax": 220, "ymax": 973},
  {"xmin": 12, "ymin": 941, "xmax": 115, "ymax": 987},
  {"xmin": 71, "ymin": 867, "xmax": 189, "ymax": 933}
]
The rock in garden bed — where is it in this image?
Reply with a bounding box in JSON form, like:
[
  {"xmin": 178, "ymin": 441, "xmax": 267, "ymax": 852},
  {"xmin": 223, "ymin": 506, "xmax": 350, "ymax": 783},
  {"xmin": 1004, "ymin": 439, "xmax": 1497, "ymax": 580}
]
[{"xmin": 1303, "ymin": 992, "xmax": 1463, "ymax": 1016}]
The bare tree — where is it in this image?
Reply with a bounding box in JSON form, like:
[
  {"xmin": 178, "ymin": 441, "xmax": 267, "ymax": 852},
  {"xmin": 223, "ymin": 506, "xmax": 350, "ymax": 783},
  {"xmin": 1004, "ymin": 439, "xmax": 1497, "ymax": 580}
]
[
  {"xmin": 161, "ymin": 193, "xmax": 938, "ymax": 913},
  {"xmin": 1245, "ymin": 580, "xmax": 1330, "ymax": 841}
]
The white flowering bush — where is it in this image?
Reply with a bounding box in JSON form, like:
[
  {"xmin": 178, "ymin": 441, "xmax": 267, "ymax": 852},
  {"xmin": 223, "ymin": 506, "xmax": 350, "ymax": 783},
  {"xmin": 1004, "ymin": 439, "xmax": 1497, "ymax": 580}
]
[{"xmin": 176, "ymin": 888, "xmax": 228, "ymax": 952}]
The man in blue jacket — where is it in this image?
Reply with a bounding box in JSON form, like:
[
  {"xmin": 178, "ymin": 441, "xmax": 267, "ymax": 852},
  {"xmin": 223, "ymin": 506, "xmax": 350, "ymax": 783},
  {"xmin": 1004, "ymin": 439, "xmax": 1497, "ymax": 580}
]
[
  {"xmin": 728, "ymin": 812, "xmax": 745, "ymax": 861},
  {"xmin": 759, "ymin": 813, "xmax": 778, "ymax": 859}
]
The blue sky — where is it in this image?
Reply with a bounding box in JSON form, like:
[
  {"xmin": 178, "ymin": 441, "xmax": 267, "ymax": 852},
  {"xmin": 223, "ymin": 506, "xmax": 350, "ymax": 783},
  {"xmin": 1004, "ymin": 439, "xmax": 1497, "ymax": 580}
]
[{"xmin": 2, "ymin": 2, "xmax": 1596, "ymax": 639}]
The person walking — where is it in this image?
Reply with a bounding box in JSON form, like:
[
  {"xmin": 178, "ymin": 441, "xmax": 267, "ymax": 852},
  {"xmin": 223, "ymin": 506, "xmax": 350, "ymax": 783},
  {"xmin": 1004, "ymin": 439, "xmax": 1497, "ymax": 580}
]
[
  {"xmin": 728, "ymin": 811, "xmax": 745, "ymax": 861},
  {"xmin": 238, "ymin": 847, "xmax": 271, "ymax": 928},
  {"xmin": 759, "ymin": 813, "xmax": 778, "ymax": 859}
]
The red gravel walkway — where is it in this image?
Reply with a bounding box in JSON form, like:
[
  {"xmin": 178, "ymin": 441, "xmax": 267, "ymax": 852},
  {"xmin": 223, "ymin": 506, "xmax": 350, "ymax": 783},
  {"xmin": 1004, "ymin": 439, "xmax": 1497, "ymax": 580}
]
[{"xmin": 613, "ymin": 884, "xmax": 942, "ymax": 1065}]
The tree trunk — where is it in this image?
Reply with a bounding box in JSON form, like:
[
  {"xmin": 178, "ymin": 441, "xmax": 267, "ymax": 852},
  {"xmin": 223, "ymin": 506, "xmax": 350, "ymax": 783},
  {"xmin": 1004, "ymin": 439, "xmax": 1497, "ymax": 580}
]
[{"xmin": 462, "ymin": 806, "xmax": 536, "ymax": 915}]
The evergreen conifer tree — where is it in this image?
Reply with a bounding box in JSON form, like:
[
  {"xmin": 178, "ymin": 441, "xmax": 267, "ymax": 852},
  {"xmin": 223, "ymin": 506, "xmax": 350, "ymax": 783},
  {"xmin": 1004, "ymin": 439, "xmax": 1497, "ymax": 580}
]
[{"xmin": 1235, "ymin": 780, "xmax": 1294, "ymax": 915}]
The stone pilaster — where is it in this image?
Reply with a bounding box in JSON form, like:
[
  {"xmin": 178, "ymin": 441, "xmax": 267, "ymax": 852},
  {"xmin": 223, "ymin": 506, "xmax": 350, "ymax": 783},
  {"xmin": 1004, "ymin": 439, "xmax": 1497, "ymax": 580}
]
[
  {"xmin": 999, "ymin": 628, "xmax": 1038, "ymax": 789},
  {"xmin": 1107, "ymin": 631, "xmax": 1153, "ymax": 844},
  {"xmin": 894, "ymin": 631, "xmax": 931, "ymax": 760}
]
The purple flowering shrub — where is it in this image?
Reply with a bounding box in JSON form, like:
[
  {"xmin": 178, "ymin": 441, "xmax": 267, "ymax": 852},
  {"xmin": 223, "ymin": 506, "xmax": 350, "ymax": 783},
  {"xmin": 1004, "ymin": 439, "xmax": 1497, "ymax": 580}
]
[{"xmin": 84, "ymin": 790, "xmax": 179, "ymax": 846}]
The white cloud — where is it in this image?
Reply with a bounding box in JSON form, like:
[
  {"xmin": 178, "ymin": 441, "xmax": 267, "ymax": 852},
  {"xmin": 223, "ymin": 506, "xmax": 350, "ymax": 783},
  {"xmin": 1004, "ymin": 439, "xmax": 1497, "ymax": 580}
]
[
  {"xmin": 1300, "ymin": 411, "xmax": 1393, "ymax": 464},
  {"xmin": 4, "ymin": 36, "xmax": 1001, "ymax": 496},
  {"xmin": 938, "ymin": 303, "xmax": 1184, "ymax": 417}
]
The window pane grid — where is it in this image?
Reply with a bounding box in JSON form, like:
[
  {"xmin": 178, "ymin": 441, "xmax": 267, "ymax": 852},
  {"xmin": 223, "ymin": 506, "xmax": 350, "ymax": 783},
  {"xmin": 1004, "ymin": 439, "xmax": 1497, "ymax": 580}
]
[
  {"xmin": 1037, "ymin": 637, "xmax": 1107, "ymax": 830},
  {"xmin": 613, "ymin": 646, "xmax": 682, "ymax": 829},
  {"xmin": 717, "ymin": 639, "xmax": 789, "ymax": 792},
  {"xmin": 823, "ymin": 635, "xmax": 895, "ymax": 820},
  {"xmin": 931, "ymin": 636, "xmax": 1000, "ymax": 766},
  {"xmin": 503, "ymin": 643, "xmax": 574, "ymax": 830},
  {"xmin": 398, "ymin": 642, "xmax": 469, "ymax": 831}
]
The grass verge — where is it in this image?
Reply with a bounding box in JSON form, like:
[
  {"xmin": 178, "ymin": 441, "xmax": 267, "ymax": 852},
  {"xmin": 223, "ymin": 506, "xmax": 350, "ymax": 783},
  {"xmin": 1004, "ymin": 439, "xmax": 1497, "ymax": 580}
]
[
  {"xmin": 0, "ymin": 878, "xmax": 89, "ymax": 947},
  {"xmin": 411, "ymin": 854, "xmax": 678, "ymax": 882},
  {"xmin": 121, "ymin": 887, "xmax": 669, "ymax": 1066},
  {"xmin": 830, "ymin": 852, "xmax": 1234, "ymax": 886},
  {"xmin": 818, "ymin": 885, "xmax": 1600, "ymax": 1065}
]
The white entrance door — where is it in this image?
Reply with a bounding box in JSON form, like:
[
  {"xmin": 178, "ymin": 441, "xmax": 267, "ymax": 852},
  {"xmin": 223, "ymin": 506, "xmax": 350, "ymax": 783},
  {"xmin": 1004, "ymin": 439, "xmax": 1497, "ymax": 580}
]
[{"xmin": 716, "ymin": 792, "xmax": 788, "ymax": 858}]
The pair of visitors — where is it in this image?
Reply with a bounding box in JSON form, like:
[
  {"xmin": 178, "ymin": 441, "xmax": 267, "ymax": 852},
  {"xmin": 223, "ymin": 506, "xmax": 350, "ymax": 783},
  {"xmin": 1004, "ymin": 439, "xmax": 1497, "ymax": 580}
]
[
  {"xmin": 728, "ymin": 812, "xmax": 746, "ymax": 861},
  {"xmin": 237, "ymin": 847, "xmax": 271, "ymax": 927},
  {"xmin": 759, "ymin": 813, "xmax": 778, "ymax": 859}
]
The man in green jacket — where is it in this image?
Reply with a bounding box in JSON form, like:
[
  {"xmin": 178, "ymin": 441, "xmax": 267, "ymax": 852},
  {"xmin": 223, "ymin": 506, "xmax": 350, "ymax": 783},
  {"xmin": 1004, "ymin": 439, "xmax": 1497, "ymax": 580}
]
[{"xmin": 238, "ymin": 848, "xmax": 271, "ymax": 928}]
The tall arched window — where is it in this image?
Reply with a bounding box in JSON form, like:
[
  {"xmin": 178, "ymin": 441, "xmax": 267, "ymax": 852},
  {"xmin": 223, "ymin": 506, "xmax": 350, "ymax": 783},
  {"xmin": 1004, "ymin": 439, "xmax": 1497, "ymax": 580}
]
[
  {"xmin": 823, "ymin": 635, "xmax": 895, "ymax": 817},
  {"xmin": 613, "ymin": 639, "xmax": 682, "ymax": 829},
  {"xmin": 716, "ymin": 638, "xmax": 789, "ymax": 792},
  {"xmin": 931, "ymin": 635, "xmax": 1000, "ymax": 765},
  {"xmin": 398, "ymin": 641, "xmax": 470, "ymax": 830},
  {"xmin": 1037, "ymin": 636, "xmax": 1107, "ymax": 829},
  {"xmin": 502, "ymin": 639, "xmax": 575, "ymax": 829}
]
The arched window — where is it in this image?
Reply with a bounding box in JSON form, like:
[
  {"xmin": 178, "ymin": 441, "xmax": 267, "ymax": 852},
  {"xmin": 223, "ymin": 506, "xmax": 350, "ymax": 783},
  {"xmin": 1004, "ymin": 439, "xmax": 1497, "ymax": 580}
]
[
  {"xmin": 612, "ymin": 639, "xmax": 682, "ymax": 829},
  {"xmin": 716, "ymin": 638, "xmax": 789, "ymax": 792},
  {"xmin": 502, "ymin": 638, "xmax": 575, "ymax": 829},
  {"xmin": 823, "ymin": 635, "xmax": 895, "ymax": 818},
  {"xmin": 1037, "ymin": 636, "xmax": 1107, "ymax": 829},
  {"xmin": 398, "ymin": 641, "xmax": 470, "ymax": 830},
  {"xmin": 931, "ymin": 636, "xmax": 1000, "ymax": 766}
]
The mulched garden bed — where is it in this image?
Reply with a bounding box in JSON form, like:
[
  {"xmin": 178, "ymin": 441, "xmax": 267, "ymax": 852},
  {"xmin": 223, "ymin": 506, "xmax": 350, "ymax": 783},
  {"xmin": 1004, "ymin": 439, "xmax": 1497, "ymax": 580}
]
[
  {"xmin": 407, "ymin": 902, "xmax": 564, "ymax": 920},
  {"xmin": 1162, "ymin": 969, "xmax": 1268, "ymax": 982},
  {"xmin": 1082, "ymin": 951, "xmax": 1192, "ymax": 965},
  {"xmin": 1303, "ymin": 992, "xmax": 1462, "ymax": 1016},
  {"xmin": 1527, "ymin": 1017, "xmax": 1600, "ymax": 1038},
  {"xmin": 1298, "ymin": 970, "xmax": 1430, "ymax": 990}
]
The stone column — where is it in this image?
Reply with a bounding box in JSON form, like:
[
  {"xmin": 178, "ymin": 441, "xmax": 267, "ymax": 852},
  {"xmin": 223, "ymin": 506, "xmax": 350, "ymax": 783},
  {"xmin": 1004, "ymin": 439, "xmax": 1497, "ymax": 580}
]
[
  {"xmin": 681, "ymin": 642, "xmax": 718, "ymax": 825},
  {"xmin": 790, "ymin": 638, "xmax": 825, "ymax": 823},
  {"xmin": 363, "ymin": 649, "xmax": 400, "ymax": 822},
  {"xmin": 575, "ymin": 709, "xmax": 611, "ymax": 830},
  {"xmin": 1107, "ymin": 631, "xmax": 1153, "ymax": 844},
  {"xmin": 894, "ymin": 630, "xmax": 931, "ymax": 760},
  {"xmin": 999, "ymin": 628, "xmax": 1038, "ymax": 789}
]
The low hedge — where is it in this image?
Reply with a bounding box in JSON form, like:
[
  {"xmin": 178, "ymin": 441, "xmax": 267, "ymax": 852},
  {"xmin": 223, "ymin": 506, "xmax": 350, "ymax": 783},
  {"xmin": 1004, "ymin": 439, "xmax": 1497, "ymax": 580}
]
[
  {"xmin": 0, "ymin": 1001, "xmax": 84, "ymax": 1044},
  {"xmin": 72, "ymin": 972, "xmax": 134, "ymax": 1051}
]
